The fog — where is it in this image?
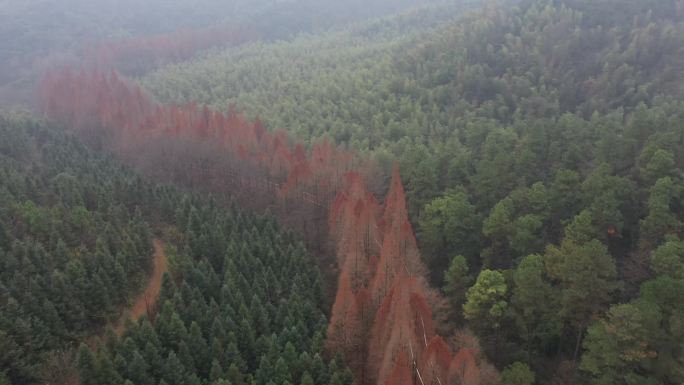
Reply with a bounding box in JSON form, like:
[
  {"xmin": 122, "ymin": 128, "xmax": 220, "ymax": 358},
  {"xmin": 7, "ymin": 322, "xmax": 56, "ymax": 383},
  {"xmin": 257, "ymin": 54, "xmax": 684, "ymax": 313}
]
[
  {"xmin": 4, "ymin": 1, "xmax": 684, "ymax": 384},
  {"xmin": 0, "ymin": 0, "xmax": 442, "ymax": 107}
]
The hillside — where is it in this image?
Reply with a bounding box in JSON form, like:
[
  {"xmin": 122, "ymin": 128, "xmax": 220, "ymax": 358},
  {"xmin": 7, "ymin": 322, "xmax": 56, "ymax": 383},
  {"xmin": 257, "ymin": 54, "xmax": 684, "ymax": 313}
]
[
  {"xmin": 138, "ymin": 0, "xmax": 684, "ymax": 275},
  {"xmin": 0, "ymin": 113, "xmax": 155, "ymax": 383},
  {"xmin": 136, "ymin": 1, "xmax": 684, "ymax": 383},
  {"xmin": 0, "ymin": 0, "xmax": 435, "ymax": 108},
  {"xmin": 3, "ymin": 0, "xmax": 684, "ymax": 384},
  {"xmin": 0, "ymin": 113, "xmax": 345, "ymax": 385}
]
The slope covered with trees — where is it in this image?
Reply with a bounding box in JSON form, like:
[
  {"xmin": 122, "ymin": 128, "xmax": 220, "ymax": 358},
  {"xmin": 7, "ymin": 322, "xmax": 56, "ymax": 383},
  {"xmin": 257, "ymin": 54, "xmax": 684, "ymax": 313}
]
[
  {"xmin": 40, "ymin": 50, "xmax": 499, "ymax": 384},
  {"xmin": 0, "ymin": 0, "xmax": 436, "ymax": 107},
  {"xmin": 77, "ymin": 197, "xmax": 350, "ymax": 385},
  {"xmin": 0, "ymin": 113, "xmax": 154, "ymax": 384},
  {"xmin": 20, "ymin": 0, "xmax": 684, "ymax": 384},
  {"xmin": 0, "ymin": 113, "xmax": 347, "ymax": 385},
  {"xmin": 136, "ymin": 0, "xmax": 684, "ymax": 383}
]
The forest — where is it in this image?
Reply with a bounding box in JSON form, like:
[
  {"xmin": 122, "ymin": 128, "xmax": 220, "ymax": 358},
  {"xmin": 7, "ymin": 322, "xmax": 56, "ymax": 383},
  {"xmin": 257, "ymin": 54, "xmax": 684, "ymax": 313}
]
[
  {"xmin": 2, "ymin": 0, "xmax": 684, "ymax": 384},
  {"xmin": 0, "ymin": 0, "xmax": 431, "ymax": 106},
  {"xmin": 0, "ymin": 113, "xmax": 349, "ymax": 385}
]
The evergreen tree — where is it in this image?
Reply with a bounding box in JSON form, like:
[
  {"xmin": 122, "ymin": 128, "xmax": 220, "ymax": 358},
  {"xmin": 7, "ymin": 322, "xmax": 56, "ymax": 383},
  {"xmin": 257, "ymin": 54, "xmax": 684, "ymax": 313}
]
[
  {"xmin": 545, "ymin": 212, "xmax": 621, "ymax": 360},
  {"xmin": 77, "ymin": 345, "xmax": 98, "ymax": 385},
  {"xmin": 443, "ymin": 255, "xmax": 472, "ymax": 322}
]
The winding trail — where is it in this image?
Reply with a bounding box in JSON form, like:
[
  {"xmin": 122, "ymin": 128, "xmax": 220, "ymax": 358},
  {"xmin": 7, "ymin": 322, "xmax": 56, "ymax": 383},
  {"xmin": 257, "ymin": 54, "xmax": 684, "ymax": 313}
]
[{"xmin": 115, "ymin": 238, "xmax": 167, "ymax": 335}]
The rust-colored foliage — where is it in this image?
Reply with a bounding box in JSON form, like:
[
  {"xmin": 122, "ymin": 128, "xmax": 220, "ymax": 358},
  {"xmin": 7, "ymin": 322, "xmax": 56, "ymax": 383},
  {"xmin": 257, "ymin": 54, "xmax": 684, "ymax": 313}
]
[
  {"xmin": 40, "ymin": 66, "xmax": 349, "ymax": 201},
  {"xmin": 329, "ymin": 172, "xmax": 380, "ymax": 268},
  {"xmin": 327, "ymin": 265, "xmax": 371, "ymax": 382},
  {"xmin": 370, "ymin": 229, "xmax": 401, "ymax": 302},
  {"xmin": 382, "ymin": 351, "xmax": 413, "ymax": 385},
  {"xmin": 327, "ymin": 269, "xmax": 361, "ymax": 354},
  {"xmin": 330, "ymin": 192, "xmax": 350, "ymax": 231},
  {"xmin": 40, "ymin": 58, "xmax": 492, "ymax": 385},
  {"xmin": 449, "ymin": 348, "xmax": 480, "ymax": 385},
  {"xmin": 279, "ymin": 160, "xmax": 313, "ymax": 196},
  {"xmin": 383, "ymin": 162, "xmax": 409, "ymax": 231},
  {"xmin": 419, "ymin": 336, "xmax": 452, "ymax": 385},
  {"xmin": 368, "ymin": 276, "xmax": 435, "ymax": 385}
]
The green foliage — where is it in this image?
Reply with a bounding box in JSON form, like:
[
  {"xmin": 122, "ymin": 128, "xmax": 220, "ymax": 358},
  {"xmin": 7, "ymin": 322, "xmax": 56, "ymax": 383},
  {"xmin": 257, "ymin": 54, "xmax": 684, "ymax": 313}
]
[
  {"xmin": 639, "ymin": 178, "xmax": 683, "ymax": 250},
  {"xmin": 0, "ymin": 115, "xmax": 154, "ymax": 384},
  {"xmin": 5, "ymin": 0, "xmax": 684, "ymax": 383},
  {"xmin": 581, "ymin": 276, "xmax": 684, "ymax": 385},
  {"xmin": 0, "ymin": 114, "xmax": 350, "ymax": 385},
  {"xmin": 77, "ymin": 344, "xmax": 97, "ymax": 385},
  {"xmin": 464, "ymin": 270, "xmax": 508, "ymax": 332},
  {"xmin": 482, "ymin": 199, "xmax": 515, "ymax": 268},
  {"xmin": 443, "ymin": 255, "xmax": 472, "ymax": 323},
  {"xmin": 642, "ymin": 149, "xmax": 678, "ymax": 185},
  {"xmin": 79, "ymin": 164, "xmax": 345, "ymax": 385},
  {"xmin": 500, "ymin": 362, "xmax": 535, "ymax": 385},
  {"xmin": 581, "ymin": 302, "xmax": 661, "ymax": 385},
  {"xmin": 511, "ymin": 255, "xmax": 560, "ymax": 357},
  {"xmin": 141, "ymin": 0, "xmax": 684, "ymax": 281},
  {"xmin": 0, "ymin": 0, "xmax": 436, "ymax": 105},
  {"xmin": 137, "ymin": 3, "xmax": 684, "ymax": 379},
  {"xmin": 651, "ymin": 236, "xmax": 684, "ymax": 279},
  {"xmin": 545, "ymin": 216, "xmax": 621, "ymax": 331},
  {"xmin": 300, "ymin": 371, "xmax": 314, "ymax": 385},
  {"xmin": 419, "ymin": 190, "xmax": 481, "ymax": 280}
]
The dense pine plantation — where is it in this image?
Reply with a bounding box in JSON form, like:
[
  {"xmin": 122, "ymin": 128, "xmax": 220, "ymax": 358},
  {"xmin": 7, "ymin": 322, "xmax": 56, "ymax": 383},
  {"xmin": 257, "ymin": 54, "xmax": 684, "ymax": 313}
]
[
  {"xmin": 78, "ymin": 199, "xmax": 351, "ymax": 385},
  {"xmin": 0, "ymin": 114, "xmax": 348, "ymax": 385},
  {"xmin": 140, "ymin": 1, "xmax": 684, "ymax": 383},
  {"xmin": 0, "ymin": 114, "xmax": 155, "ymax": 385}
]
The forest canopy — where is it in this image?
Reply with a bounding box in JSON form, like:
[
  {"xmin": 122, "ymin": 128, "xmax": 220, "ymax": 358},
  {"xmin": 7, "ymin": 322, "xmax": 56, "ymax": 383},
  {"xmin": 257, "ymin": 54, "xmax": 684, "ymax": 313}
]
[
  {"xmin": 0, "ymin": 114, "xmax": 348, "ymax": 385},
  {"xmin": 2, "ymin": 0, "xmax": 684, "ymax": 384},
  {"xmin": 138, "ymin": 1, "xmax": 684, "ymax": 383}
]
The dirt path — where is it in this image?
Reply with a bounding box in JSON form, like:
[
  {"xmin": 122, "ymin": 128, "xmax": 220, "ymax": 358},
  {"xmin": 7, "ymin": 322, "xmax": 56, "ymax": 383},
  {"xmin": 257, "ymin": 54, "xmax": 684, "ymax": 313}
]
[{"xmin": 115, "ymin": 238, "xmax": 167, "ymax": 335}]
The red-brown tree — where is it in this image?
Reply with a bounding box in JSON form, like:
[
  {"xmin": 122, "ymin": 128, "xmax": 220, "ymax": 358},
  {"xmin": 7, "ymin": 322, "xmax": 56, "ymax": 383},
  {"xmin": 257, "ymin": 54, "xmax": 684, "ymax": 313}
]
[{"xmin": 39, "ymin": 58, "xmax": 494, "ymax": 385}]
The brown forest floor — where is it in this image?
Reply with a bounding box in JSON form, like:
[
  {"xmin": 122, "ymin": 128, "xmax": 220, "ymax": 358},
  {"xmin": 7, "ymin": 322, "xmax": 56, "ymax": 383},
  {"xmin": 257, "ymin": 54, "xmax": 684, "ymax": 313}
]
[{"xmin": 115, "ymin": 238, "xmax": 167, "ymax": 335}]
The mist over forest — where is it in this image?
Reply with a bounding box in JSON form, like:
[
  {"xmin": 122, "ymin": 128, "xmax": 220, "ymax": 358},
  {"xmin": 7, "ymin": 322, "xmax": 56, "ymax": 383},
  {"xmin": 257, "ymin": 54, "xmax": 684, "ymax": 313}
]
[{"xmin": 1, "ymin": 1, "xmax": 684, "ymax": 385}]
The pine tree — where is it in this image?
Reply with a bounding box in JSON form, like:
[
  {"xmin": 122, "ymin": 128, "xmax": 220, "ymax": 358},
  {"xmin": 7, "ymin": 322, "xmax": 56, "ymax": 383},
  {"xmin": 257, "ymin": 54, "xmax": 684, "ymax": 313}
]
[
  {"xmin": 209, "ymin": 359, "xmax": 223, "ymax": 383},
  {"xmin": 299, "ymin": 371, "xmax": 314, "ymax": 385},
  {"xmin": 77, "ymin": 345, "xmax": 97, "ymax": 385},
  {"xmin": 95, "ymin": 354, "xmax": 124, "ymax": 385},
  {"xmin": 128, "ymin": 350, "xmax": 153, "ymax": 385},
  {"xmin": 545, "ymin": 212, "xmax": 621, "ymax": 361},
  {"xmin": 225, "ymin": 363, "xmax": 244, "ymax": 385},
  {"xmin": 511, "ymin": 254, "xmax": 561, "ymax": 357},
  {"xmin": 162, "ymin": 352, "xmax": 186, "ymax": 385},
  {"xmin": 443, "ymin": 255, "xmax": 472, "ymax": 322},
  {"xmin": 187, "ymin": 322, "xmax": 210, "ymax": 376}
]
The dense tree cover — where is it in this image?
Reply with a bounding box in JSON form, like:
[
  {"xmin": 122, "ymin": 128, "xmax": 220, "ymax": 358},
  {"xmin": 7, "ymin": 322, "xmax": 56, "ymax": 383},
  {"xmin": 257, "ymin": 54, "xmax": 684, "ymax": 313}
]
[
  {"xmin": 327, "ymin": 165, "xmax": 499, "ymax": 385},
  {"xmin": 137, "ymin": 0, "xmax": 684, "ymax": 383},
  {"xmin": 26, "ymin": 0, "xmax": 684, "ymax": 383},
  {"xmin": 140, "ymin": 5, "xmax": 462, "ymax": 148},
  {"xmin": 0, "ymin": 0, "xmax": 439, "ymax": 107},
  {"xmin": 0, "ymin": 0, "xmax": 236, "ymax": 106},
  {"xmin": 40, "ymin": 35, "xmax": 505, "ymax": 381},
  {"xmin": 578, "ymin": 233, "xmax": 684, "ymax": 385},
  {"xmin": 78, "ymin": 197, "xmax": 352, "ymax": 385},
  {"xmin": 0, "ymin": 113, "xmax": 350, "ymax": 385},
  {"xmin": 0, "ymin": 113, "xmax": 154, "ymax": 384}
]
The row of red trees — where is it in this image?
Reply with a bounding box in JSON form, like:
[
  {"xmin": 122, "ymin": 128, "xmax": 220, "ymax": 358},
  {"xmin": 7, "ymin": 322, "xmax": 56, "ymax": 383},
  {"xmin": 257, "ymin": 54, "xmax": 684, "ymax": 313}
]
[
  {"xmin": 39, "ymin": 66, "xmax": 352, "ymax": 195},
  {"xmin": 327, "ymin": 164, "xmax": 492, "ymax": 385},
  {"xmin": 39, "ymin": 66, "xmax": 494, "ymax": 385}
]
